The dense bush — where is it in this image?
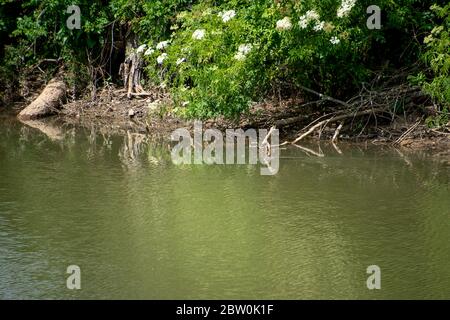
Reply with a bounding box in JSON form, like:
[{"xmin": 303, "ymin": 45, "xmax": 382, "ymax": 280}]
[
  {"xmin": 0, "ymin": 0, "xmax": 117, "ymax": 97},
  {"xmin": 0, "ymin": 0, "xmax": 448, "ymax": 119},
  {"xmin": 0, "ymin": 0, "xmax": 198, "ymax": 99},
  {"xmin": 421, "ymin": 3, "xmax": 449, "ymax": 126},
  {"xmin": 111, "ymin": 0, "xmax": 197, "ymax": 40},
  {"xmin": 139, "ymin": 0, "xmax": 443, "ymax": 118}
]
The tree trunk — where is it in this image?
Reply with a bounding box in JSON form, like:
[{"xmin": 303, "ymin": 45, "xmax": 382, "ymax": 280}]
[
  {"xmin": 18, "ymin": 78, "xmax": 66, "ymax": 120},
  {"xmin": 119, "ymin": 35, "xmax": 145, "ymax": 99}
]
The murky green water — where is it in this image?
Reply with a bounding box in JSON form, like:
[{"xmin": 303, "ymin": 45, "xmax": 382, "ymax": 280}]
[{"xmin": 0, "ymin": 117, "xmax": 449, "ymax": 299}]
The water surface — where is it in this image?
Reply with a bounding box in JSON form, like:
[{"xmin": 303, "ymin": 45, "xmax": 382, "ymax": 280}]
[{"xmin": 0, "ymin": 117, "xmax": 449, "ymax": 299}]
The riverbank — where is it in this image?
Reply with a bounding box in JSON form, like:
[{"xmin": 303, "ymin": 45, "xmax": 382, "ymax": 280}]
[{"xmin": 3, "ymin": 82, "xmax": 449, "ymax": 155}]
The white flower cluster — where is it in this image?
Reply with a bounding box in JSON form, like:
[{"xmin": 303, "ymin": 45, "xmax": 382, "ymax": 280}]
[
  {"xmin": 218, "ymin": 10, "xmax": 236, "ymax": 23},
  {"xmin": 330, "ymin": 36, "xmax": 340, "ymax": 45},
  {"xmin": 157, "ymin": 28, "xmax": 205, "ymax": 66},
  {"xmin": 136, "ymin": 44, "xmax": 147, "ymax": 54},
  {"xmin": 313, "ymin": 21, "xmax": 325, "ymax": 31},
  {"xmin": 145, "ymin": 47, "xmax": 155, "ymax": 56},
  {"xmin": 337, "ymin": 0, "xmax": 357, "ymax": 18},
  {"xmin": 156, "ymin": 40, "xmax": 170, "ymax": 50},
  {"xmin": 299, "ymin": 10, "xmax": 324, "ymax": 31},
  {"xmin": 153, "ymin": 40, "xmax": 171, "ymax": 64},
  {"xmin": 137, "ymin": 44, "xmax": 157, "ymax": 57},
  {"xmin": 234, "ymin": 44, "xmax": 253, "ymax": 61},
  {"xmin": 299, "ymin": 16, "xmax": 308, "ymax": 29},
  {"xmin": 306, "ymin": 10, "xmax": 320, "ymax": 21},
  {"xmin": 192, "ymin": 29, "xmax": 206, "ymax": 40},
  {"xmin": 274, "ymin": 9, "xmax": 342, "ymax": 46},
  {"xmin": 276, "ymin": 17, "xmax": 292, "ymax": 31},
  {"xmin": 157, "ymin": 53, "xmax": 168, "ymax": 64}
]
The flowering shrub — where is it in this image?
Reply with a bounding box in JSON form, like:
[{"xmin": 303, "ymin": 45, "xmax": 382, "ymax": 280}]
[
  {"xmin": 0, "ymin": 0, "xmax": 447, "ymax": 117},
  {"xmin": 138, "ymin": 0, "xmax": 438, "ymax": 118}
]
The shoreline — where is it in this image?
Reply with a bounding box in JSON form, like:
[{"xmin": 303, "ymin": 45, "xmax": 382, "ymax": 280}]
[
  {"xmin": 3, "ymin": 74, "xmax": 447, "ymax": 155},
  {"xmin": 3, "ymin": 96, "xmax": 449, "ymax": 158}
]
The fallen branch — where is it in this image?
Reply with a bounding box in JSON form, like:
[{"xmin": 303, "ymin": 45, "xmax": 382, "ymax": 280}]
[
  {"xmin": 393, "ymin": 118, "xmax": 422, "ymax": 145},
  {"xmin": 261, "ymin": 126, "xmax": 277, "ymax": 156},
  {"xmin": 275, "ymin": 115, "xmax": 308, "ymax": 127},
  {"xmin": 298, "ymin": 85, "xmax": 351, "ymax": 108},
  {"xmin": 430, "ymin": 129, "xmax": 450, "ymax": 136},
  {"xmin": 292, "ymin": 108, "xmax": 385, "ymax": 144},
  {"xmin": 126, "ymin": 92, "xmax": 153, "ymax": 97},
  {"xmin": 332, "ymin": 122, "xmax": 344, "ymax": 143}
]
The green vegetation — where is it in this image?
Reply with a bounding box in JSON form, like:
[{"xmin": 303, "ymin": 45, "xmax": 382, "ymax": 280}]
[
  {"xmin": 421, "ymin": 3, "xmax": 449, "ymax": 127},
  {"xmin": 0, "ymin": 0, "xmax": 449, "ymax": 121}
]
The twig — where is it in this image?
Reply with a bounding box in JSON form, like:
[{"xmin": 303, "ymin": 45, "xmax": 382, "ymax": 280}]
[
  {"xmin": 430, "ymin": 129, "xmax": 450, "ymax": 135},
  {"xmin": 126, "ymin": 92, "xmax": 154, "ymax": 97},
  {"xmin": 332, "ymin": 122, "xmax": 344, "ymax": 143},
  {"xmin": 276, "ymin": 115, "xmax": 308, "ymax": 127},
  {"xmin": 298, "ymin": 85, "xmax": 351, "ymax": 108},
  {"xmin": 393, "ymin": 118, "xmax": 422, "ymax": 145},
  {"xmin": 261, "ymin": 126, "xmax": 276, "ymax": 145}
]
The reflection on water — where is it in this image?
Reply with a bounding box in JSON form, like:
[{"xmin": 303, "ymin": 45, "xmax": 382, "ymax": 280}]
[{"xmin": 0, "ymin": 118, "xmax": 449, "ymax": 299}]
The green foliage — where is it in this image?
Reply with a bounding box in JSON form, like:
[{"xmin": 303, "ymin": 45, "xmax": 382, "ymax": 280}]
[
  {"xmin": 111, "ymin": 0, "xmax": 198, "ymax": 40},
  {"xmin": 421, "ymin": 3, "xmax": 449, "ymax": 126},
  {"xmin": 139, "ymin": 0, "xmax": 438, "ymax": 118},
  {"xmin": 0, "ymin": 0, "xmax": 114, "ymax": 95},
  {"xmin": 0, "ymin": 0, "xmax": 448, "ymax": 118}
]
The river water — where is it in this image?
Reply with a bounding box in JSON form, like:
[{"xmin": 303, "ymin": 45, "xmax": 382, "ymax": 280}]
[{"xmin": 0, "ymin": 117, "xmax": 449, "ymax": 299}]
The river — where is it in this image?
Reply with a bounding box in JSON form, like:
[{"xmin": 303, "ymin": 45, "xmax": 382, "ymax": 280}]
[{"xmin": 0, "ymin": 116, "xmax": 449, "ymax": 299}]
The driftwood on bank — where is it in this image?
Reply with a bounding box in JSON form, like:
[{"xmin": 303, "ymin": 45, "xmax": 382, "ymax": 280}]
[
  {"xmin": 289, "ymin": 84, "xmax": 426, "ymax": 145},
  {"xmin": 18, "ymin": 78, "xmax": 66, "ymax": 120},
  {"xmin": 292, "ymin": 108, "xmax": 385, "ymax": 144}
]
